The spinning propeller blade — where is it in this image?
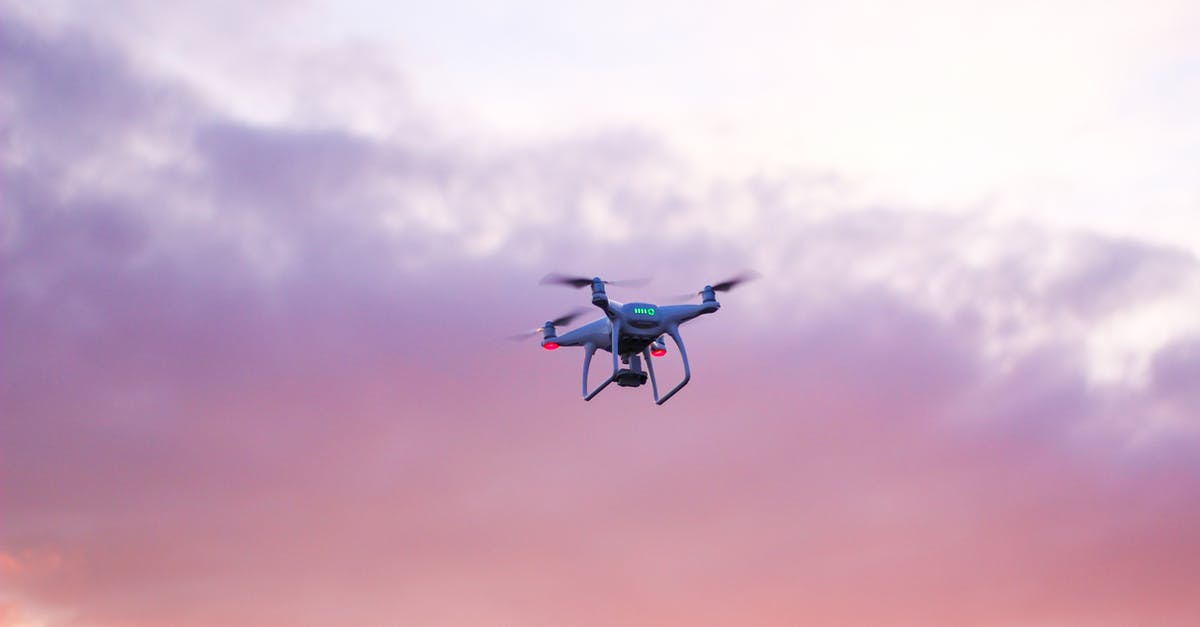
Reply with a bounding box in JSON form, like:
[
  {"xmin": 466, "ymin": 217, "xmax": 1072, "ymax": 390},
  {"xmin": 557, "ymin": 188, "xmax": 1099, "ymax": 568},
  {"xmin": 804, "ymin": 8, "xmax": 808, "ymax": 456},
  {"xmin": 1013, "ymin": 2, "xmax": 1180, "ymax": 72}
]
[
  {"xmin": 710, "ymin": 270, "xmax": 761, "ymax": 293},
  {"xmin": 507, "ymin": 307, "xmax": 591, "ymax": 340},
  {"xmin": 539, "ymin": 273, "xmax": 651, "ymax": 289},
  {"xmin": 668, "ymin": 270, "xmax": 761, "ymax": 301}
]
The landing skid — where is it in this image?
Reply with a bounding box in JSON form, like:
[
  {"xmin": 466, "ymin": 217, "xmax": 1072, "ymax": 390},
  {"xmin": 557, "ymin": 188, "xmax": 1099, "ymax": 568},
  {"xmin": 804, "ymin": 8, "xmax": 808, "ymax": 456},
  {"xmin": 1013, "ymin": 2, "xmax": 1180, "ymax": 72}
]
[{"xmin": 581, "ymin": 323, "xmax": 692, "ymax": 405}]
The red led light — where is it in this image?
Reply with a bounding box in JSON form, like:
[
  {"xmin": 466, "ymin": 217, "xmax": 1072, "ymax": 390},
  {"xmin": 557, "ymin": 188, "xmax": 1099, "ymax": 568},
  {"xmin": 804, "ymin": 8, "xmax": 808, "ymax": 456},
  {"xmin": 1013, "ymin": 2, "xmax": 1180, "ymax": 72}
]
[
  {"xmin": 651, "ymin": 347, "xmax": 667, "ymax": 357},
  {"xmin": 543, "ymin": 342, "xmax": 560, "ymax": 351}
]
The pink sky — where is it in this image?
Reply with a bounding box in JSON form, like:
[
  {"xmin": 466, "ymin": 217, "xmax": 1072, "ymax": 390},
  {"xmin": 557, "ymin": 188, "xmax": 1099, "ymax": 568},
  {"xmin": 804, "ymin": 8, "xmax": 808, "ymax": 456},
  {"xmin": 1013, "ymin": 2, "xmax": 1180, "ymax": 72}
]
[{"xmin": 3, "ymin": 4, "xmax": 1200, "ymax": 626}]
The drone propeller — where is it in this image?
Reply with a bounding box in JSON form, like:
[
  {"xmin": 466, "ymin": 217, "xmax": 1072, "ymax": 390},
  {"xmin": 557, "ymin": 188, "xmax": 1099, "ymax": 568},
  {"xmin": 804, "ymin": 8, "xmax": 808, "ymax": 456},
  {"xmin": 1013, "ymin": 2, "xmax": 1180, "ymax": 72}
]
[
  {"xmin": 710, "ymin": 270, "xmax": 760, "ymax": 292},
  {"xmin": 507, "ymin": 307, "xmax": 591, "ymax": 341},
  {"xmin": 670, "ymin": 270, "xmax": 761, "ymax": 301},
  {"xmin": 539, "ymin": 273, "xmax": 651, "ymax": 289}
]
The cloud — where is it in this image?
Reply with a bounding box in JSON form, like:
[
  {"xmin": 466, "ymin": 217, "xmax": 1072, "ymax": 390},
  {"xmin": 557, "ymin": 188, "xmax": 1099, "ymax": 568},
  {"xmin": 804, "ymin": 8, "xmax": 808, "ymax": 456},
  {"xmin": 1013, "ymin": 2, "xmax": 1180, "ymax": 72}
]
[{"xmin": 3, "ymin": 6, "xmax": 1200, "ymax": 626}]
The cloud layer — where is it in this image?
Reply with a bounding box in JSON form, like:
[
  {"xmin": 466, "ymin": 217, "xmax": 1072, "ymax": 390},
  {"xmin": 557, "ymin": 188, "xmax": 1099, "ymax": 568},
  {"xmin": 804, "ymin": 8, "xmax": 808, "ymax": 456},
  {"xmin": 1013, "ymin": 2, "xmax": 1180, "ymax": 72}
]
[{"xmin": 3, "ymin": 7, "xmax": 1200, "ymax": 626}]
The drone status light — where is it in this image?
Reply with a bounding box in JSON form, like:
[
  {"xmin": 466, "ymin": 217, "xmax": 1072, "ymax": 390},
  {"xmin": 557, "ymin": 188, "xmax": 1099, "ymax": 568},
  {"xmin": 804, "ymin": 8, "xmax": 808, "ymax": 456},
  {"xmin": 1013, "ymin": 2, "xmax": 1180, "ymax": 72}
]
[
  {"xmin": 543, "ymin": 342, "xmax": 560, "ymax": 351},
  {"xmin": 650, "ymin": 347, "xmax": 667, "ymax": 357}
]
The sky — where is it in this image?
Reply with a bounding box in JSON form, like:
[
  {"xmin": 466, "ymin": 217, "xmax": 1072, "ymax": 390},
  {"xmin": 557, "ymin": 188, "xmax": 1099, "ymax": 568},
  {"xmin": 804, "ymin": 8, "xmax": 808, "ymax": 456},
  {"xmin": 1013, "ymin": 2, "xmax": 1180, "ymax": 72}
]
[{"xmin": 2, "ymin": 1, "xmax": 1200, "ymax": 625}]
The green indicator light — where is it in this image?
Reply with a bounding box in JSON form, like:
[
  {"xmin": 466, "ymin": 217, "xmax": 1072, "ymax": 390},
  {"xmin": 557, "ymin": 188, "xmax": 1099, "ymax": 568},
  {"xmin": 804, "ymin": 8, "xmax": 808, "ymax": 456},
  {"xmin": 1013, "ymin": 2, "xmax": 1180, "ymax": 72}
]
[{"xmin": 633, "ymin": 307, "xmax": 656, "ymax": 316}]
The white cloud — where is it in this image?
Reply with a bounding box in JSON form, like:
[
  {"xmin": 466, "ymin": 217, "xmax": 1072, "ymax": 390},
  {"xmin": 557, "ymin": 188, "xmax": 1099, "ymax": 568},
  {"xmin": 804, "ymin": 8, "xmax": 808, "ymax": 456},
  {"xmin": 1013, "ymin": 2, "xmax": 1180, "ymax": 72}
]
[{"xmin": 287, "ymin": 0, "xmax": 1200, "ymax": 252}]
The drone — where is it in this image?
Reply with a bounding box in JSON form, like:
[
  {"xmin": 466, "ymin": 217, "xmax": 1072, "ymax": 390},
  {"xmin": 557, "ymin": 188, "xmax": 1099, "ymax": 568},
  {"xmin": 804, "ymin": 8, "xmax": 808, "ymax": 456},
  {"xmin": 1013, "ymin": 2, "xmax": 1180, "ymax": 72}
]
[{"xmin": 512, "ymin": 272, "xmax": 758, "ymax": 405}]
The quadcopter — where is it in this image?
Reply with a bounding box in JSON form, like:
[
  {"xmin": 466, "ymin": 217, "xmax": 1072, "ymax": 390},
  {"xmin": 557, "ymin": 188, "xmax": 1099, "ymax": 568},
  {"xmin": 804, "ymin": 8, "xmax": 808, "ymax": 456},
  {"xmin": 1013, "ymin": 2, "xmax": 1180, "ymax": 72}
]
[{"xmin": 512, "ymin": 272, "xmax": 758, "ymax": 405}]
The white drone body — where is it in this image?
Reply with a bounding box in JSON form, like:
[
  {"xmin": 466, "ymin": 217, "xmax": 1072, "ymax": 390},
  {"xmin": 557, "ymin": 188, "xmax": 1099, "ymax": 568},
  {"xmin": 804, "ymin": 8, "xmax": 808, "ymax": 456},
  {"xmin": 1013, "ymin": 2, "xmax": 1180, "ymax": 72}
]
[{"xmin": 524, "ymin": 274, "xmax": 754, "ymax": 405}]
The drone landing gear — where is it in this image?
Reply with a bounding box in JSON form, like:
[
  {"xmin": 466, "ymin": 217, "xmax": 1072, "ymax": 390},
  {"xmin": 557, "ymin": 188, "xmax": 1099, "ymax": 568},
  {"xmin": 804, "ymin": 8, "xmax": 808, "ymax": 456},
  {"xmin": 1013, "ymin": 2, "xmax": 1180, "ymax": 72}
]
[
  {"xmin": 580, "ymin": 324, "xmax": 692, "ymax": 405},
  {"xmin": 645, "ymin": 326, "xmax": 691, "ymax": 405},
  {"xmin": 581, "ymin": 343, "xmax": 614, "ymax": 400}
]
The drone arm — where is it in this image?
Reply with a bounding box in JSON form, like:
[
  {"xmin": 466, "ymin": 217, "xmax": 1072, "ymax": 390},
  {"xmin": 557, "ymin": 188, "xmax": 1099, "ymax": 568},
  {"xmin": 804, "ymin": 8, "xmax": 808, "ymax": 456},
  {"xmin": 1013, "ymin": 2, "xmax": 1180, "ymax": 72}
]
[
  {"xmin": 652, "ymin": 324, "xmax": 692, "ymax": 405},
  {"xmin": 659, "ymin": 301, "xmax": 719, "ymax": 328}
]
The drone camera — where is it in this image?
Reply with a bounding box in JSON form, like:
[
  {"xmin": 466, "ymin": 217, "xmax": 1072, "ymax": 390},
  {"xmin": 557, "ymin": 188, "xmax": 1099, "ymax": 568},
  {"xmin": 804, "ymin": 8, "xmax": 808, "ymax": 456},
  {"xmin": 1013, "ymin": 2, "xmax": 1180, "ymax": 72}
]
[
  {"xmin": 616, "ymin": 369, "xmax": 648, "ymax": 387},
  {"xmin": 616, "ymin": 354, "xmax": 649, "ymax": 387}
]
